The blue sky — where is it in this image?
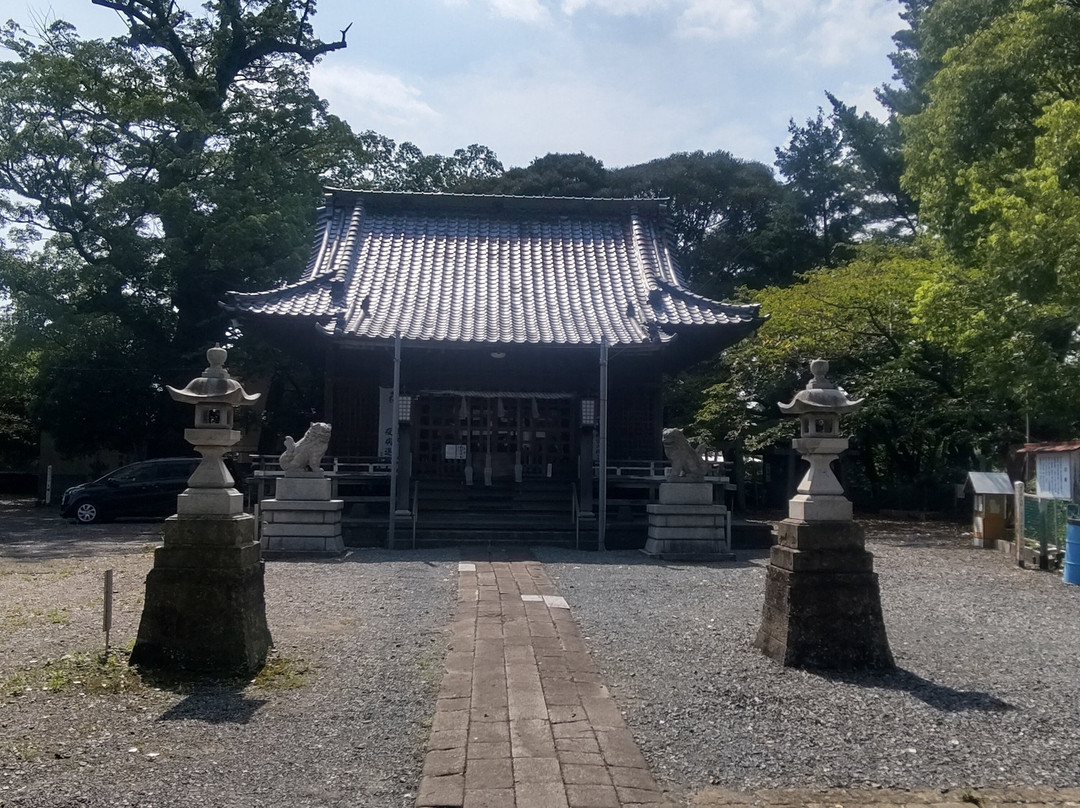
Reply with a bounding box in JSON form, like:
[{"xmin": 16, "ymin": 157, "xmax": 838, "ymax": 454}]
[{"xmin": 15, "ymin": 0, "xmax": 905, "ymax": 171}]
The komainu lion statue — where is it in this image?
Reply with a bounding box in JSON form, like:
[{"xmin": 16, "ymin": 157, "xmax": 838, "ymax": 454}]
[
  {"xmin": 662, "ymin": 428, "xmax": 712, "ymax": 482},
  {"xmin": 279, "ymin": 422, "xmax": 332, "ymax": 473}
]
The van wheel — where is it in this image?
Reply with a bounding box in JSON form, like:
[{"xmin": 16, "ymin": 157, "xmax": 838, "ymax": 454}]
[{"xmin": 75, "ymin": 501, "xmax": 102, "ymax": 524}]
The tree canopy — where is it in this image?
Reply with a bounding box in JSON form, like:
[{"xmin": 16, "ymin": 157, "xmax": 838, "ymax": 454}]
[
  {"xmin": 0, "ymin": 0, "xmax": 501, "ymax": 458},
  {"xmin": 902, "ymin": 0, "xmax": 1080, "ymax": 437}
]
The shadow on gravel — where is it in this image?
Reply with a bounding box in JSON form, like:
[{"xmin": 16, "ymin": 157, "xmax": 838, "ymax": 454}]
[
  {"xmin": 818, "ymin": 666, "xmax": 1014, "ymax": 713},
  {"xmin": 157, "ymin": 684, "xmax": 268, "ymax": 725}
]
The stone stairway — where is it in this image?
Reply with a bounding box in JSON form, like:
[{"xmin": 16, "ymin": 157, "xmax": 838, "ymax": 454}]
[{"xmin": 409, "ymin": 478, "xmax": 586, "ymax": 548}]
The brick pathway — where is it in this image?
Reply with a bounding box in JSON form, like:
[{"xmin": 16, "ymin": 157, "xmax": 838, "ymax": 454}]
[{"xmin": 416, "ymin": 556, "xmax": 673, "ymax": 808}]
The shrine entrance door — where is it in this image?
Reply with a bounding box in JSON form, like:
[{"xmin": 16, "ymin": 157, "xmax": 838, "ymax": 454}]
[{"xmin": 413, "ymin": 393, "xmax": 576, "ymax": 482}]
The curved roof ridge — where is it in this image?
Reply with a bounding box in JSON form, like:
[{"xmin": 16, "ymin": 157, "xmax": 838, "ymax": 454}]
[
  {"xmin": 652, "ymin": 277, "xmax": 761, "ymax": 318},
  {"xmin": 224, "ymin": 190, "xmax": 766, "ymax": 347}
]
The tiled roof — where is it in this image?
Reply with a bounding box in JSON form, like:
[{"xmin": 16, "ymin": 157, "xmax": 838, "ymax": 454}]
[{"xmin": 225, "ymin": 190, "xmax": 763, "ymax": 347}]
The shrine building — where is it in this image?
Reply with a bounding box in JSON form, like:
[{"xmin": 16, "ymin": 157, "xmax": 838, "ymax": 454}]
[{"xmin": 225, "ymin": 189, "xmax": 764, "ymax": 546}]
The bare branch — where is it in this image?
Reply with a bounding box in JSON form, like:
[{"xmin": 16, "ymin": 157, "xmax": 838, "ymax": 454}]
[{"xmin": 91, "ymin": 0, "xmax": 198, "ymax": 80}]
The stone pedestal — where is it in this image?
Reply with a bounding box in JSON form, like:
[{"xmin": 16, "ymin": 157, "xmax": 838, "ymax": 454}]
[
  {"xmin": 755, "ymin": 519, "xmax": 893, "ymax": 669},
  {"xmin": 129, "ymin": 514, "xmax": 272, "ymax": 674},
  {"xmin": 260, "ymin": 473, "xmax": 344, "ymax": 556},
  {"xmin": 643, "ymin": 482, "xmax": 734, "ymax": 561}
]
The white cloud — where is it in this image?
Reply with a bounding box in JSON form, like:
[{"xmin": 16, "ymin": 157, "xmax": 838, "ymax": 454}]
[
  {"xmin": 560, "ymin": 0, "xmax": 671, "ymax": 15},
  {"xmin": 676, "ymin": 0, "xmax": 760, "ymax": 40},
  {"xmin": 793, "ymin": 0, "xmax": 900, "ymax": 67},
  {"xmin": 310, "ymin": 65, "xmax": 439, "ymax": 130},
  {"xmin": 487, "ymin": 0, "xmax": 551, "ymax": 22}
]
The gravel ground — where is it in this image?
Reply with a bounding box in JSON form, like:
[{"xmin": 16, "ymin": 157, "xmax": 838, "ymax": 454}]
[
  {"xmin": 535, "ymin": 521, "xmax": 1080, "ymax": 796},
  {"xmin": 4, "ymin": 500, "xmax": 1080, "ymax": 807},
  {"xmin": 0, "ymin": 498, "xmax": 458, "ymax": 808}
]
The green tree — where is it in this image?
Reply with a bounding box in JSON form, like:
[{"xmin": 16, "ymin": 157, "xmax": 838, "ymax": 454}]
[
  {"xmin": 825, "ymin": 92, "xmax": 918, "ymax": 239},
  {"xmin": 775, "ymin": 109, "xmax": 867, "ymax": 260},
  {"xmin": 902, "ymin": 0, "xmax": 1080, "ymax": 438},
  {"xmin": 0, "ymin": 2, "xmax": 501, "ymax": 456},
  {"xmin": 696, "ymin": 243, "xmax": 1010, "ymax": 506},
  {"xmin": 0, "ymin": 299, "xmax": 37, "ymax": 469},
  {"xmin": 877, "ymin": 0, "xmax": 937, "ymax": 117},
  {"xmin": 610, "ymin": 150, "xmax": 815, "ymax": 298},
  {"xmin": 462, "ymin": 152, "xmax": 612, "ymax": 197}
]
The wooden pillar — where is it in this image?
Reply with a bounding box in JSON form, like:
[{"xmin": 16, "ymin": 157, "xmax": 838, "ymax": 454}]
[
  {"xmin": 397, "ymin": 426, "xmax": 412, "ymax": 511},
  {"xmin": 578, "ymin": 426, "xmax": 594, "ymax": 515},
  {"xmin": 388, "ymin": 335, "xmax": 401, "ymax": 549},
  {"xmin": 599, "ymin": 339, "xmax": 608, "ymax": 551}
]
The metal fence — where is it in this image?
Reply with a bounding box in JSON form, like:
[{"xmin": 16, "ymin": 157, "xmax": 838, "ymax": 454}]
[{"xmin": 1022, "ymin": 494, "xmax": 1073, "ymax": 556}]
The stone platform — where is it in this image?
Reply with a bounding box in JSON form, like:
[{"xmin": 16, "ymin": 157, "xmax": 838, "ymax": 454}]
[
  {"xmin": 260, "ymin": 474, "xmax": 344, "ymax": 556},
  {"xmin": 755, "ymin": 519, "xmax": 893, "ymax": 669},
  {"xmin": 129, "ymin": 513, "xmax": 272, "ymax": 674},
  {"xmin": 642, "ymin": 482, "xmax": 734, "ymax": 561}
]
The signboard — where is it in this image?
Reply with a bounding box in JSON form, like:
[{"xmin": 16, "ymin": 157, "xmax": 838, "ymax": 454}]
[
  {"xmin": 1035, "ymin": 452, "xmax": 1071, "ymax": 500},
  {"xmin": 378, "ymin": 387, "xmax": 394, "ymax": 459},
  {"xmin": 444, "ymin": 444, "xmax": 467, "ymax": 460}
]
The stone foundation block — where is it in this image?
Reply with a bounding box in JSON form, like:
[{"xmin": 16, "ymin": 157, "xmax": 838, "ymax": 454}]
[
  {"xmin": 775, "ymin": 519, "xmax": 865, "ymax": 551},
  {"xmin": 258, "ymin": 497, "xmax": 344, "ymax": 555},
  {"xmin": 261, "ymin": 499, "xmax": 344, "ymax": 514},
  {"xmin": 788, "ymin": 494, "xmax": 853, "ymax": 522},
  {"xmin": 176, "ymin": 488, "xmax": 244, "ymax": 516},
  {"xmin": 275, "ymin": 476, "xmax": 333, "ymax": 501},
  {"xmin": 261, "ymin": 522, "xmax": 342, "ymax": 538},
  {"xmin": 769, "ymin": 545, "xmax": 875, "ymax": 573},
  {"xmin": 162, "ymin": 513, "xmax": 254, "ymax": 548},
  {"xmin": 643, "ymin": 500, "xmax": 732, "ymax": 561},
  {"xmin": 755, "ymin": 520, "xmax": 893, "ymax": 670},
  {"xmin": 641, "ymin": 539, "xmax": 734, "ymax": 561},
  {"xmin": 130, "ymin": 513, "xmax": 271, "ymax": 674},
  {"xmin": 647, "ymin": 525, "xmax": 724, "ymax": 541},
  {"xmin": 658, "ymin": 482, "xmax": 714, "ymax": 505}
]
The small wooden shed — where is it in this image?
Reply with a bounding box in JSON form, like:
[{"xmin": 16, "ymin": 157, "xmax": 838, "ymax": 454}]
[{"xmin": 966, "ymin": 471, "xmax": 1013, "ymax": 544}]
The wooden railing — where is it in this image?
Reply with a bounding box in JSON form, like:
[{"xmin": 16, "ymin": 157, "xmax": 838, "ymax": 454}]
[{"xmin": 248, "ymin": 456, "xmax": 393, "ymax": 535}]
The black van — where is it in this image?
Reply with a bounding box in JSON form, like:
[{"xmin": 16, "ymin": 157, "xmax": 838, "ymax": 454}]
[{"xmin": 60, "ymin": 458, "xmax": 200, "ymax": 524}]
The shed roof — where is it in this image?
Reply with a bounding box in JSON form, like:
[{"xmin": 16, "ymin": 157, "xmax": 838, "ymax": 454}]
[
  {"xmin": 966, "ymin": 471, "xmax": 1014, "ymax": 496},
  {"xmin": 1017, "ymin": 441, "xmax": 1080, "ymax": 454},
  {"xmin": 224, "ymin": 190, "xmax": 764, "ymax": 349}
]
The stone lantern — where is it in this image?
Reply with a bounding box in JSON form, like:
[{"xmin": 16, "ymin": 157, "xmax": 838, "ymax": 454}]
[
  {"xmin": 754, "ymin": 359, "xmax": 893, "ymax": 670},
  {"xmin": 166, "ymin": 345, "xmax": 260, "ymax": 516},
  {"xmin": 129, "ymin": 346, "xmax": 272, "ymax": 674},
  {"xmin": 777, "ymin": 358, "xmax": 863, "ymax": 523}
]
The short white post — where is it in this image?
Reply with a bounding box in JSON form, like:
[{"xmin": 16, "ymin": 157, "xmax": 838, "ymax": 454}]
[{"xmin": 103, "ymin": 569, "xmax": 114, "ymax": 655}]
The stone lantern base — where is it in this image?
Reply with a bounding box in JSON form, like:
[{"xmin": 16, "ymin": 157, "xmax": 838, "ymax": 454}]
[
  {"xmin": 755, "ymin": 519, "xmax": 893, "ymax": 670},
  {"xmin": 129, "ymin": 513, "xmax": 272, "ymax": 674}
]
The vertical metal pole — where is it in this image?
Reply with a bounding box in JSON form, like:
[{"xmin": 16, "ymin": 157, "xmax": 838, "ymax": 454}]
[
  {"xmin": 598, "ymin": 339, "xmax": 609, "ymax": 551},
  {"xmin": 103, "ymin": 569, "xmax": 114, "ymax": 656},
  {"xmin": 1014, "ymin": 480, "xmax": 1025, "ymax": 564},
  {"xmin": 45, "ymin": 465, "xmax": 53, "ymax": 505},
  {"xmin": 389, "ymin": 333, "xmax": 402, "ymax": 549}
]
